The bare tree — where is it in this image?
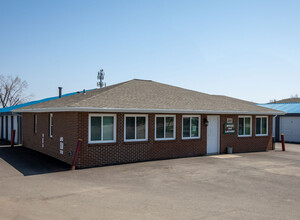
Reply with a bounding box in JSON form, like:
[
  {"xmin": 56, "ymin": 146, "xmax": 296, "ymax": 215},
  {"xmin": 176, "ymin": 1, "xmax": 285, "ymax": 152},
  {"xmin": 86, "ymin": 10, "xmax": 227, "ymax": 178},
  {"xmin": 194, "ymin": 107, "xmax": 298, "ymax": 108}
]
[
  {"xmin": 290, "ymin": 94, "xmax": 299, "ymax": 98},
  {"xmin": 0, "ymin": 75, "xmax": 32, "ymax": 108}
]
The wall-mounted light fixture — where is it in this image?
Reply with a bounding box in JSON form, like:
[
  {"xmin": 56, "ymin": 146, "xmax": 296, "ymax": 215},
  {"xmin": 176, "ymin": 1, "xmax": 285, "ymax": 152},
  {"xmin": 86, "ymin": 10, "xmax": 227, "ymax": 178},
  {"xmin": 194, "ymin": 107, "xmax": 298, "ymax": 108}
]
[{"xmin": 203, "ymin": 118, "xmax": 209, "ymax": 126}]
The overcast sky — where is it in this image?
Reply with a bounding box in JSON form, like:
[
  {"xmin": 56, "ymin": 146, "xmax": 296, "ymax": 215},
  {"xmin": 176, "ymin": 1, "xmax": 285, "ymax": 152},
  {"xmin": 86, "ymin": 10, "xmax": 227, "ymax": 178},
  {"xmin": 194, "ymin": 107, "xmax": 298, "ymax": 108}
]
[{"xmin": 0, "ymin": 0, "xmax": 299, "ymax": 103}]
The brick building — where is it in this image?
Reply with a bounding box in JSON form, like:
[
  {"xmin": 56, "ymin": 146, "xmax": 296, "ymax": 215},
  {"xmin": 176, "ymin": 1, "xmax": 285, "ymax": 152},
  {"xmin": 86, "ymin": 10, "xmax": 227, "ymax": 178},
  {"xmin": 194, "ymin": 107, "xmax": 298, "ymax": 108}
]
[{"xmin": 16, "ymin": 79, "xmax": 283, "ymax": 168}]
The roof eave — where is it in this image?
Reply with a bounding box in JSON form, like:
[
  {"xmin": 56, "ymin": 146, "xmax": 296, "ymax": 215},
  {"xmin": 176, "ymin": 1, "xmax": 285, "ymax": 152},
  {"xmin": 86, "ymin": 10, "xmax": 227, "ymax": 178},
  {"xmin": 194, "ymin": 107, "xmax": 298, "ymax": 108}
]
[{"xmin": 13, "ymin": 107, "xmax": 285, "ymax": 115}]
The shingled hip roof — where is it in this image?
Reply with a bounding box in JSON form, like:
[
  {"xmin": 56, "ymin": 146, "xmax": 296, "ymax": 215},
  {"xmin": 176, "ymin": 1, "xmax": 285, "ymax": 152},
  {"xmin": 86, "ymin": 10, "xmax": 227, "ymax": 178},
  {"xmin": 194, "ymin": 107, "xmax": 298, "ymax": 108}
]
[{"xmin": 15, "ymin": 79, "xmax": 284, "ymax": 115}]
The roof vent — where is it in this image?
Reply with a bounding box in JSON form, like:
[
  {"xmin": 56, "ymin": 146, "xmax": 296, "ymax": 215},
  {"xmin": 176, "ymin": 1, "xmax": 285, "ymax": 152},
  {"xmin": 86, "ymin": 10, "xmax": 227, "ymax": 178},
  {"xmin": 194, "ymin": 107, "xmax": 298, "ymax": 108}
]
[{"xmin": 58, "ymin": 87, "xmax": 62, "ymax": 98}]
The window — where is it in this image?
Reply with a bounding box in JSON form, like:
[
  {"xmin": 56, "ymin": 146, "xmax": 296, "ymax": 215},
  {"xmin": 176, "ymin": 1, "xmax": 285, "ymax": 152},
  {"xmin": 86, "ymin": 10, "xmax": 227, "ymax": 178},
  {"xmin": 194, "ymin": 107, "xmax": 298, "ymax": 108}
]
[
  {"xmin": 49, "ymin": 113, "xmax": 53, "ymax": 137},
  {"xmin": 238, "ymin": 116, "xmax": 252, "ymax": 137},
  {"xmin": 155, "ymin": 115, "xmax": 176, "ymax": 140},
  {"xmin": 34, "ymin": 114, "xmax": 37, "ymax": 134},
  {"xmin": 89, "ymin": 114, "xmax": 116, "ymax": 143},
  {"xmin": 182, "ymin": 115, "xmax": 200, "ymax": 139},
  {"xmin": 124, "ymin": 115, "xmax": 148, "ymax": 141},
  {"xmin": 256, "ymin": 116, "xmax": 268, "ymax": 136}
]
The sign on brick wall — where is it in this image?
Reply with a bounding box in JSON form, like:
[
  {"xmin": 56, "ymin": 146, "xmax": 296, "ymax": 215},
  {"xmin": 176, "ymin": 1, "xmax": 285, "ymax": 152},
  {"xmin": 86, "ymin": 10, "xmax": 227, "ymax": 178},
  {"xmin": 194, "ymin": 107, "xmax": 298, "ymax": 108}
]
[{"xmin": 224, "ymin": 123, "xmax": 235, "ymax": 134}]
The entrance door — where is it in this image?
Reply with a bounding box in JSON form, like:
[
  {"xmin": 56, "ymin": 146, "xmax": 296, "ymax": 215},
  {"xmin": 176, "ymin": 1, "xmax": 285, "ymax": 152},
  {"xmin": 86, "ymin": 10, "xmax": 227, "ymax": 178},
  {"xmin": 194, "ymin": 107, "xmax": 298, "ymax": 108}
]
[{"xmin": 207, "ymin": 116, "xmax": 220, "ymax": 154}]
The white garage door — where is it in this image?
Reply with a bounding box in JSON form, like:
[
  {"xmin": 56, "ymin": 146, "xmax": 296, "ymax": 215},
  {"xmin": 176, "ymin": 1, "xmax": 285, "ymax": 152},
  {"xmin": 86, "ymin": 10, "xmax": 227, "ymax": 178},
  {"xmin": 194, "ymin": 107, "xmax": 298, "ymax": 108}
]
[{"xmin": 280, "ymin": 117, "xmax": 300, "ymax": 143}]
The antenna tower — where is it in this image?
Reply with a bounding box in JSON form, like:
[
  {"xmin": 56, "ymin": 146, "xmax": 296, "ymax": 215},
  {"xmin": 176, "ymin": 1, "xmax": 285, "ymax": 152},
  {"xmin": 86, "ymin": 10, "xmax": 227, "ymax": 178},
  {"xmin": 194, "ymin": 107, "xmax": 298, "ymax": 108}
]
[{"xmin": 97, "ymin": 69, "xmax": 106, "ymax": 88}]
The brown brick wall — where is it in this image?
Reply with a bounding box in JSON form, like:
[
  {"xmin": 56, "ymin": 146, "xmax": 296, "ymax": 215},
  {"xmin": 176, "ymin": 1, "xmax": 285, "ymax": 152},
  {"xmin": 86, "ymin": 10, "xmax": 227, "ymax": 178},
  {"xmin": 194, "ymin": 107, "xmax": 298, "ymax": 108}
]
[
  {"xmin": 23, "ymin": 112, "xmax": 79, "ymax": 165},
  {"xmin": 79, "ymin": 113, "xmax": 207, "ymax": 168},
  {"xmin": 22, "ymin": 112, "xmax": 273, "ymax": 168},
  {"xmin": 220, "ymin": 115, "xmax": 273, "ymax": 153}
]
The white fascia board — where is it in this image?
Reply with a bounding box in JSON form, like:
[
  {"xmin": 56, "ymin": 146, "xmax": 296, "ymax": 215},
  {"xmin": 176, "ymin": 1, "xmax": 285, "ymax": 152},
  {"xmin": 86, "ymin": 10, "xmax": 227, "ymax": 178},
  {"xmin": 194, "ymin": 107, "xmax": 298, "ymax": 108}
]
[{"xmin": 14, "ymin": 107, "xmax": 285, "ymax": 115}]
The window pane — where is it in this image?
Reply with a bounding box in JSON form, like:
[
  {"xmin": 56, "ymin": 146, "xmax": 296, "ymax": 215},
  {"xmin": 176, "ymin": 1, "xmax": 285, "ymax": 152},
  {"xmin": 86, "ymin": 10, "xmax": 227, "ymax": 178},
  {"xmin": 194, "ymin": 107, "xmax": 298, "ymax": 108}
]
[
  {"xmin": 183, "ymin": 117, "xmax": 190, "ymax": 137},
  {"xmin": 126, "ymin": 117, "xmax": 135, "ymax": 140},
  {"xmin": 103, "ymin": 116, "xmax": 114, "ymax": 140},
  {"xmin": 191, "ymin": 117, "xmax": 199, "ymax": 137},
  {"xmin": 91, "ymin": 117, "xmax": 101, "ymax": 141},
  {"xmin": 136, "ymin": 117, "xmax": 146, "ymax": 139},
  {"xmin": 238, "ymin": 118, "xmax": 244, "ymax": 135},
  {"xmin": 166, "ymin": 117, "xmax": 174, "ymax": 138},
  {"xmin": 262, "ymin": 118, "xmax": 267, "ymax": 134},
  {"xmin": 156, "ymin": 117, "xmax": 164, "ymax": 138},
  {"xmin": 256, "ymin": 118, "xmax": 261, "ymax": 135},
  {"xmin": 245, "ymin": 117, "xmax": 251, "ymax": 135}
]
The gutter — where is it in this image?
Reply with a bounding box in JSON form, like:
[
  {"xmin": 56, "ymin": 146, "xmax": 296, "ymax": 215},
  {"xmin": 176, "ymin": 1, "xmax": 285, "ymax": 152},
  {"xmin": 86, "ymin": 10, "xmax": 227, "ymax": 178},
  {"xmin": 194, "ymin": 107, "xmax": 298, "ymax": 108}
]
[{"xmin": 13, "ymin": 107, "xmax": 285, "ymax": 115}]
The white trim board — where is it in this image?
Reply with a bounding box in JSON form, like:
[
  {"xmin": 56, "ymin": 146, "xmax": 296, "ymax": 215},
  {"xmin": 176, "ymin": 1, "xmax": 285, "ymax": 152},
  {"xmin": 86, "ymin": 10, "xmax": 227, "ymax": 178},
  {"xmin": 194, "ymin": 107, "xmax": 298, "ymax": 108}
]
[
  {"xmin": 255, "ymin": 116, "xmax": 268, "ymax": 136},
  {"xmin": 124, "ymin": 114, "xmax": 148, "ymax": 142},
  {"xmin": 182, "ymin": 115, "xmax": 201, "ymax": 140},
  {"xmin": 88, "ymin": 114, "xmax": 117, "ymax": 144},
  {"xmin": 238, "ymin": 116, "xmax": 252, "ymax": 137},
  {"xmin": 13, "ymin": 107, "xmax": 284, "ymax": 115},
  {"xmin": 154, "ymin": 115, "xmax": 176, "ymax": 141}
]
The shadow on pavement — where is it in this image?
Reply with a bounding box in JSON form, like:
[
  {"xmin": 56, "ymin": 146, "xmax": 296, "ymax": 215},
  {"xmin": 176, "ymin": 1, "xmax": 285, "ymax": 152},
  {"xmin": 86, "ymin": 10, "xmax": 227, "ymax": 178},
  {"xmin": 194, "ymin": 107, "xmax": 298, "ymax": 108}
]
[
  {"xmin": 0, "ymin": 140, "xmax": 10, "ymax": 145},
  {"xmin": 0, "ymin": 145, "xmax": 70, "ymax": 176}
]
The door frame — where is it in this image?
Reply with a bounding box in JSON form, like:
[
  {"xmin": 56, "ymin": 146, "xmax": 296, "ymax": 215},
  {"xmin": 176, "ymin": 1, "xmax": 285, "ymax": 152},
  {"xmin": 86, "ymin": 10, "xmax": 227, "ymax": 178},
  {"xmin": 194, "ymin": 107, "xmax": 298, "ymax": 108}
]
[{"xmin": 206, "ymin": 115, "xmax": 220, "ymax": 155}]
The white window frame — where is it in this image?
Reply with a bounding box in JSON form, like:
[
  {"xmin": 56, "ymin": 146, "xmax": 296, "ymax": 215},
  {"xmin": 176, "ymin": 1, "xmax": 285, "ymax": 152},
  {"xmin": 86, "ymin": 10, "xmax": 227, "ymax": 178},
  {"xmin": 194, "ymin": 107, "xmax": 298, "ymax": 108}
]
[
  {"xmin": 255, "ymin": 116, "xmax": 268, "ymax": 136},
  {"xmin": 238, "ymin": 116, "xmax": 252, "ymax": 137},
  {"xmin": 155, "ymin": 115, "xmax": 176, "ymax": 141},
  {"xmin": 88, "ymin": 114, "xmax": 117, "ymax": 144},
  {"xmin": 124, "ymin": 114, "xmax": 148, "ymax": 142},
  {"xmin": 34, "ymin": 114, "xmax": 38, "ymax": 134},
  {"xmin": 182, "ymin": 115, "xmax": 201, "ymax": 139},
  {"xmin": 49, "ymin": 113, "xmax": 53, "ymax": 138}
]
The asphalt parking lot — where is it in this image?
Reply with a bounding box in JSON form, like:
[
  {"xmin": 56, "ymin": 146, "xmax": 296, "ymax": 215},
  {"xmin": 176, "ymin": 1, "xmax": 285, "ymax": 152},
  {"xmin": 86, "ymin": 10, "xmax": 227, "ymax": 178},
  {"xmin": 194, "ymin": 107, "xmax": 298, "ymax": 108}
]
[{"xmin": 0, "ymin": 143, "xmax": 299, "ymax": 220}]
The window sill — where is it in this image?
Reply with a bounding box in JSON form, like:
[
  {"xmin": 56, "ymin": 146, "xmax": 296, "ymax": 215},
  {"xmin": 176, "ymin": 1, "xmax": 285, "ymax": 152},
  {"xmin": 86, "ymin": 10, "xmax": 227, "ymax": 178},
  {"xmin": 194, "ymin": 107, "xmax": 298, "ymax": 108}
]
[
  {"xmin": 124, "ymin": 139, "xmax": 148, "ymax": 143},
  {"xmin": 155, "ymin": 138, "xmax": 176, "ymax": 141},
  {"xmin": 255, "ymin": 134, "xmax": 268, "ymax": 137},
  {"xmin": 238, "ymin": 135, "xmax": 252, "ymax": 138},
  {"xmin": 88, "ymin": 141, "xmax": 116, "ymax": 144},
  {"xmin": 182, "ymin": 137, "xmax": 200, "ymax": 140}
]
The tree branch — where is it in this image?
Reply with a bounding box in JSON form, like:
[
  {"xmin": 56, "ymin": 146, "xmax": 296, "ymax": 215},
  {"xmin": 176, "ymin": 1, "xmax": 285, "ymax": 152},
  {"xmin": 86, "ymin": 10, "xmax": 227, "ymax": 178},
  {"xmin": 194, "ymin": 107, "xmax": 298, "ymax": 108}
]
[{"xmin": 0, "ymin": 74, "xmax": 32, "ymax": 108}]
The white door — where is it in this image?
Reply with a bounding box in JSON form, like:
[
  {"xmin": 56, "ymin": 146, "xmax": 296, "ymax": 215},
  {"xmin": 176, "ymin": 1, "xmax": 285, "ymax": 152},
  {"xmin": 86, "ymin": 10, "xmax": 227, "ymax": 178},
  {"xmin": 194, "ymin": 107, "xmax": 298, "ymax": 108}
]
[
  {"xmin": 207, "ymin": 116, "xmax": 220, "ymax": 154},
  {"xmin": 280, "ymin": 117, "xmax": 300, "ymax": 143}
]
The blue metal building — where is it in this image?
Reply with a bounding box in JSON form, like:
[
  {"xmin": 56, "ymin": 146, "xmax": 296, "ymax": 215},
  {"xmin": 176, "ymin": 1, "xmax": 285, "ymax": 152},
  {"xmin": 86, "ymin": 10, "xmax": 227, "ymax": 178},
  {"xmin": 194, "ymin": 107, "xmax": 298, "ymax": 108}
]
[
  {"xmin": 0, "ymin": 91, "xmax": 79, "ymax": 144},
  {"xmin": 258, "ymin": 103, "xmax": 300, "ymax": 143}
]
